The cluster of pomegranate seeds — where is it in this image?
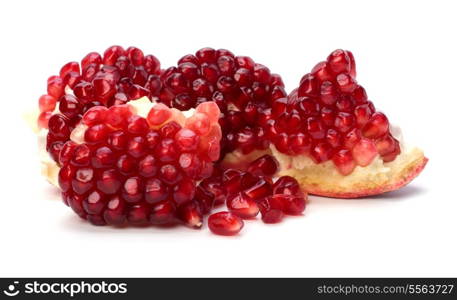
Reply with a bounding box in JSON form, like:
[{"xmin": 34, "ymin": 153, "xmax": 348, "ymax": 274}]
[
  {"xmin": 39, "ymin": 46, "xmax": 161, "ymax": 165},
  {"xmin": 268, "ymin": 49, "xmax": 400, "ymax": 175},
  {"xmin": 205, "ymin": 155, "xmax": 308, "ymax": 236},
  {"xmin": 58, "ymin": 102, "xmax": 221, "ymax": 227},
  {"xmin": 158, "ymin": 47, "xmax": 286, "ymax": 157}
]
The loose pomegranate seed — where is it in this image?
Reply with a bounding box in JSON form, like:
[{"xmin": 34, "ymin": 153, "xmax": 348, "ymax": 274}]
[
  {"xmin": 258, "ymin": 196, "xmax": 284, "ymax": 224},
  {"xmin": 243, "ymin": 178, "xmax": 272, "ymax": 200},
  {"xmin": 247, "ymin": 155, "xmax": 279, "ymax": 177},
  {"xmin": 208, "ymin": 211, "xmax": 244, "ymax": 236},
  {"xmin": 226, "ymin": 192, "xmax": 259, "ymax": 219},
  {"xmin": 272, "ymin": 194, "xmax": 306, "ymax": 215}
]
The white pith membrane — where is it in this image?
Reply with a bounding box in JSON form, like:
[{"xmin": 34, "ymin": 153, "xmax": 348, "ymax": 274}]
[{"xmin": 33, "ymin": 97, "xmax": 195, "ymax": 187}]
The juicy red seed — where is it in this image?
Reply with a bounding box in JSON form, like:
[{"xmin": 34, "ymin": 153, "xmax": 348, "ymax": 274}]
[
  {"xmin": 87, "ymin": 215, "xmax": 107, "ymax": 226},
  {"xmin": 108, "ymin": 131, "xmax": 128, "ymax": 151},
  {"xmin": 147, "ymin": 103, "xmax": 172, "ymax": 126},
  {"xmin": 71, "ymin": 144, "xmax": 91, "ymax": 166},
  {"xmin": 332, "ymin": 149, "xmax": 356, "ymax": 175},
  {"xmin": 91, "ymin": 146, "xmax": 115, "ymax": 168},
  {"xmin": 226, "ymin": 193, "xmax": 259, "ymax": 219},
  {"xmin": 82, "ymin": 106, "xmax": 107, "ymax": 126},
  {"xmin": 47, "ymin": 76, "xmax": 65, "ymax": 99},
  {"xmin": 326, "ymin": 129, "xmax": 341, "ymax": 148},
  {"xmin": 160, "ymin": 121, "xmax": 182, "ymax": 138},
  {"xmin": 258, "ymin": 196, "xmax": 284, "ymax": 224},
  {"xmin": 59, "ymin": 95, "xmax": 80, "ymax": 119},
  {"xmin": 58, "ymin": 141, "xmax": 77, "ymax": 166},
  {"xmin": 159, "ymin": 164, "xmax": 182, "ymax": 185},
  {"xmin": 122, "ymin": 177, "xmax": 143, "ymax": 203},
  {"xmin": 71, "ymin": 168, "xmax": 95, "ymax": 195},
  {"xmin": 103, "ymin": 196, "xmax": 126, "ymax": 226},
  {"xmin": 127, "ymin": 203, "xmax": 151, "ymax": 226},
  {"xmin": 127, "ymin": 116, "xmax": 149, "ymax": 135},
  {"xmin": 58, "ymin": 164, "xmax": 74, "ymax": 192},
  {"xmin": 247, "ymin": 155, "xmax": 279, "ymax": 177},
  {"xmin": 60, "ymin": 61, "xmax": 80, "ymax": 79},
  {"xmin": 145, "ymin": 178, "xmax": 168, "ymax": 204},
  {"xmin": 138, "ymin": 155, "xmax": 158, "ymax": 177},
  {"xmin": 128, "ymin": 136, "xmax": 147, "ymax": 158},
  {"xmin": 352, "ymin": 138, "xmax": 377, "ymax": 167},
  {"xmin": 273, "ymin": 176, "xmax": 302, "ymax": 197},
  {"xmin": 244, "ymin": 178, "xmax": 272, "ymax": 200},
  {"xmin": 126, "ymin": 46, "xmax": 144, "ymax": 66},
  {"xmin": 144, "ymin": 55, "xmax": 161, "ymax": 74},
  {"xmin": 155, "ymin": 138, "xmax": 178, "ymax": 162},
  {"xmin": 96, "ymin": 169, "xmax": 121, "ymax": 194},
  {"xmin": 150, "ymin": 201, "xmax": 176, "ymax": 225},
  {"xmin": 81, "ymin": 52, "xmax": 102, "ymax": 69},
  {"xmin": 175, "ymin": 128, "xmax": 199, "ymax": 151},
  {"xmin": 208, "ymin": 211, "xmax": 244, "ymax": 236},
  {"xmin": 336, "ymin": 73, "xmax": 357, "ymax": 93},
  {"xmin": 310, "ymin": 143, "xmax": 334, "ymax": 163},
  {"xmin": 103, "ymin": 45, "xmax": 126, "ymax": 66},
  {"xmin": 74, "ymin": 82, "xmax": 95, "ymax": 102},
  {"xmin": 177, "ymin": 201, "xmax": 203, "ymax": 229},
  {"xmin": 199, "ymin": 177, "xmax": 226, "ymax": 205},
  {"xmin": 38, "ymin": 95, "xmax": 57, "ymax": 112},
  {"xmin": 83, "ymin": 190, "xmax": 106, "ymax": 215},
  {"xmin": 173, "ymin": 177, "xmax": 196, "ymax": 206},
  {"xmin": 362, "ymin": 112, "xmax": 389, "ymax": 138},
  {"xmin": 37, "ymin": 111, "xmax": 52, "ymax": 129},
  {"xmin": 272, "ymin": 193, "xmax": 306, "ymax": 215},
  {"xmin": 334, "ymin": 112, "xmax": 355, "ymax": 133},
  {"xmin": 327, "ymin": 49, "xmax": 351, "ymax": 74},
  {"xmin": 306, "ymin": 117, "xmax": 326, "ymax": 139},
  {"xmin": 222, "ymin": 169, "xmax": 243, "ymax": 195},
  {"xmin": 375, "ymin": 134, "xmax": 397, "ymax": 156},
  {"xmin": 85, "ymin": 124, "xmax": 109, "ymax": 144},
  {"xmin": 194, "ymin": 185, "xmax": 215, "ymax": 214}
]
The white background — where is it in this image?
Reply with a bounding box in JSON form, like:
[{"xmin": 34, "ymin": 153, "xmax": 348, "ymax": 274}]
[{"xmin": 0, "ymin": 0, "xmax": 456, "ymax": 277}]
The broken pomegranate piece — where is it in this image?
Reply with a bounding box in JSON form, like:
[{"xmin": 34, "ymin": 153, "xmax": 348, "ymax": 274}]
[
  {"xmin": 58, "ymin": 101, "xmax": 221, "ymax": 226},
  {"xmin": 269, "ymin": 49, "xmax": 427, "ymax": 198}
]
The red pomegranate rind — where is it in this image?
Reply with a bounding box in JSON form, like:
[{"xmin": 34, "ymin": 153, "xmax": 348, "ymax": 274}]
[
  {"xmin": 158, "ymin": 47, "xmax": 286, "ymax": 157},
  {"xmin": 58, "ymin": 101, "xmax": 221, "ymax": 227},
  {"xmin": 39, "ymin": 46, "xmax": 162, "ymax": 164},
  {"xmin": 269, "ymin": 50, "xmax": 401, "ymax": 176}
]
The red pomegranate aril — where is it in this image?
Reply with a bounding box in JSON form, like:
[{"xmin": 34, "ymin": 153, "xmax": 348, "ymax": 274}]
[
  {"xmin": 244, "ymin": 178, "xmax": 272, "ymax": 200},
  {"xmin": 382, "ymin": 139, "xmax": 400, "ymax": 162},
  {"xmin": 199, "ymin": 177, "xmax": 226, "ymax": 205},
  {"xmin": 333, "ymin": 149, "xmax": 357, "ymax": 175},
  {"xmin": 81, "ymin": 52, "xmax": 102, "ymax": 69},
  {"xmin": 194, "ymin": 185, "xmax": 215, "ymax": 214},
  {"xmin": 159, "ymin": 164, "xmax": 182, "ymax": 185},
  {"xmin": 60, "ymin": 61, "xmax": 80, "ymax": 79},
  {"xmin": 179, "ymin": 152, "xmax": 202, "ymax": 178},
  {"xmin": 150, "ymin": 200, "xmax": 176, "ymax": 225},
  {"xmin": 273, "ymin": 176, "xmax": 302, "ymax": 197},
  {"xmin": 334, "ymin": 112, "xmax": 355, "ymax": 133},
  {"xmin": 73, "ymin": 82, "xmax": 95, "ymax": 102},
  {"xmin": 310, "ymin": 142, "xmax": 334, "ymax": 163},
  {"xmin": 208, "ymin": 211, "xmax": 244, "ymax": 236},
  {"xmin": 247, "ymin": 154, "xmax": 279, "ymax": 177},
  {"xmin": 103, "ymin": 45, "xmax": 126, "ymax": 66},
  {"xmin": 307, "ymin": 117, "xmax": 326, "ymax": 139},
  {"xmin": 47, "ymin": 76, "xmax": 65, "ymax": 99},
  {"xmin": 138, "ymin": 155, "xmax": 158, "ymax": 178},
  {"xmin": 58, "ymin": 141, "xmax": 77, "ymax": 166},
  {"xmin": 227, "ymin": 192, "xmax": 259, "ymax": 219},
  {"xmin": 144, "ymin": 178, "xmax": 168, "ymax": 204},
  {"xmin": 344, "ymin": 128, "xmax": 361, "ymax": 149},
  {"xmin": 71, "ymin": 144, "xmax": 91, "ymax": 166},
  {"xmin": 58, "ymin": 164, "xmax": 74, "ymax": 192},
  {"xmin": 127, "ymin": 203, "xmax": 151, "ymax": 226},
  {"xmin": 91, "ymin": 146, "xmax": 115, "ymax": 168},
  {"xmin": 352, "ymin": 85, "xmax": 368, "ymax": 103},
  {"xmin": 144, "ymin": 54, "xmax": 161, "ymax": 74},
  {"xmin": 108, "ymin": 131, "xmax": 129, "ymax": 151},
  {"xmin": 105, "ymin": 105, "xmax": 134, "ymax": 129},
  {"xmin": 71, "ymin": 167, "xmax": 94, "ymax": 195},
  {"xmin": 311, "ymin": 61, "xmax": 333, "ymax": 82},
  {"xmin": 85, "ymin": 124, "xmax": 110, "ymax": 144},
  {"xmin": 154, "ymin": 138, "xmax": 178, "ymax": 162},
  {"xmin": 103, "ymin": 196, "xmax": 126, "ymax": 226},
  {"xmin": 82, "ymin": 106, "xmax": 107, "ymax": 126},
  {"xmin": 352, "ymin": 138, "xmax": 378, "ymax": 167},
  {"xmin": 327, "ymin": 49, "xmax": 351, "ymax": 74},
  {"xmin": 96, "ymin": 169, "xmax": 121, "ymax": 194},
  {"xmin": 68, "ymin": 194, "xmax": 86, "ymax": 218},
  {"xmin": 173, "ymin": 177, "xmax": 195, "ymax": 205},
  {"xmin": 326, "ymin": 129, "xmax": 341, "ymax": 148},
  {"xmin": 127, "ymin": 116, "xmax": 149, "ymax": 136},
  {"xmin": 37, "ymin": 111, "xmax": 52, "ymax": 129},
  {"xmin": 336, "ymin": 73, "xmax": 357, "ymax": 93},
  {"xmin": 160, "ymin": 121, "xmax": 182, "ymax": 139},
  {"xmin": 126, "ymin": 46, "xmax": 144, "ymax": 66},
  {"xmin": 63, "ymin": 71, "xmax": 82, "ymax": 89},
  {"xmin": 258, "ymin": 196, "xmax": 284, "ymax": 224},
  {"xmin": 122, "ymin": 177, "xmax": 143, "ymax": 203},
  {"xmin": 354, "ymin": 104, "xmax": 373, "ymax": 127},
  {"xmin": 273, "ymin": 194, "xmax": 306, "ymax": 215},
  {"xmin": 375, "ymin": 134, "xmax": 396, "ymax": 156},
  {"xmin": 38, "ymin": 94, "xmax": 57, "ymax": 112},
  {"xmin": 59, "ymin": 94, "xmax": 80, "ymax": 119},
  {"xmin": 87, "ymin": 215, "xmax": 107, "ymax": 226},
  {"xmin": 177, "ymin": 201, "xmax": 203, "ymax": 229},
  {"xmin": 147, "ymin": 103, "xmax": 172, "ymax": 127},
  {"xmin": 362, "ymin": 112, "xmax": 389, "ymax": 138},
  {"xmin": 83, "ymin": 190, "xmax": 106, "ymax": 215}
]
